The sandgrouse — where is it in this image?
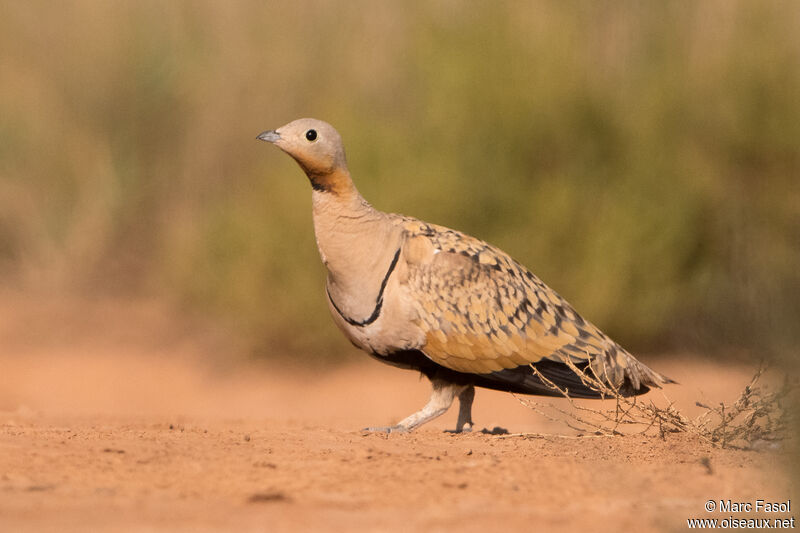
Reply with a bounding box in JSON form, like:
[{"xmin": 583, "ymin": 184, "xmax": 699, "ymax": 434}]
[{"xmin": 258, "ymin": 118, "xmax": 673, "ymax": 433}]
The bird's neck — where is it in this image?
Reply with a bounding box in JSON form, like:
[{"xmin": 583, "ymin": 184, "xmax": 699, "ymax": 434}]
[{"xmin": 311, "ymin": 172, "xmax": 401, "ymax": 301}]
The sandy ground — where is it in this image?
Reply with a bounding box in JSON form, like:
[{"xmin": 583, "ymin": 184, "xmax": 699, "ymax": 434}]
[{"xmin": 0, "ymin": 293, "xmax": 795, "ymax": 532}]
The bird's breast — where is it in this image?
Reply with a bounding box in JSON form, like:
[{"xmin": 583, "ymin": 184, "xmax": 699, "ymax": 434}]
[{"xmin": 325, "ymin": 273, "xmax": 425, "ymax": 356}]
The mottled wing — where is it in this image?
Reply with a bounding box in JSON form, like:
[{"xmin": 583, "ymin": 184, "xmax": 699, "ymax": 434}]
[{"xmin": 398, "ymin": 219, "xmax": 666, "ymax": 391}]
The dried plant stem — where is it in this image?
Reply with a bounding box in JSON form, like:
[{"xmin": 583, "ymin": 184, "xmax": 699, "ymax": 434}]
[{"xmin": 515, "ymin": 361, "xmax": 794, "ymax": 449}]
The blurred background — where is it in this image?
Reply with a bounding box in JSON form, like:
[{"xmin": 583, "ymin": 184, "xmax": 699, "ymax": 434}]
[{"xmin": 0, "ymin": 0, "xmax": 798, "ymax": 368}]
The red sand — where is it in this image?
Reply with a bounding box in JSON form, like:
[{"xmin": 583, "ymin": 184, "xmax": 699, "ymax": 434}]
[{"xmin": 0, "ymin": 294, "xmax": 793, "ymax": 531}]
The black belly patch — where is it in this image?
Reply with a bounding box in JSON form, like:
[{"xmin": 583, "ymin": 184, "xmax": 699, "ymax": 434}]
[{"xmin": 375, "ymin": 349, "xmax": 648, "ymax": 399}]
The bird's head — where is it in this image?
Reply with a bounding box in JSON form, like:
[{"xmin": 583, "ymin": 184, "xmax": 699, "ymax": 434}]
[{"xmin": 258, "ymin": 118, "xmax": 349, "ymax": 192}]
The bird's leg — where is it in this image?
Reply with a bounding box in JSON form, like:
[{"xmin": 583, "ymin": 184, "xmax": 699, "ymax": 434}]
[
  {"xmin": 454, "ymin": 384, "xmax": 475, "ymax": 433},
  {"xmin": 364, "ymin": 378, "xmax": 462, "ymax": 433}
]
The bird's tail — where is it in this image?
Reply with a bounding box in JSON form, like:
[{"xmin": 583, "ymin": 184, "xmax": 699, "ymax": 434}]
[{"xmin": 586, "ymin": 346, "xmax": 676, "ymax": 395}]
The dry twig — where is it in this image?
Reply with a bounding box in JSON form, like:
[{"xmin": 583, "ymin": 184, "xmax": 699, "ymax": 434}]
[{"xmin": 516, "ymin": 361, "xmax": 794, "ymax": 449}]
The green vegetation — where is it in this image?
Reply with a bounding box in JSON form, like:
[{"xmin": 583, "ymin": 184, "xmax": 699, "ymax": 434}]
[{"xmin": 0, "ymin": 1, "xmax": 798, "ymax": 364}]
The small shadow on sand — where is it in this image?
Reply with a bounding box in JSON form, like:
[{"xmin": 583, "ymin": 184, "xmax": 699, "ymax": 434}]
[
  {"xmin": 480, "ymin": 426, "xmax": 510, "ymax": 435},
  {"xmin": 247, "ymin": 491, "xmax": 291, "ymax": 504}
]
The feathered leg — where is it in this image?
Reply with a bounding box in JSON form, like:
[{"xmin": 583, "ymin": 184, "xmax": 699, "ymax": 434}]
[
  {"xmin": 454, "ymin": 384, "xmax": 475, "ymax": 433},
  {"xmin": 365, "ymin": 378, "xmax": 471, "ymax": 433}
]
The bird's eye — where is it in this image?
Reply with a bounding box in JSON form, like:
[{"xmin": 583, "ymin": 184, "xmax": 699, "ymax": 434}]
[{"xmin": 305, "ymin": 129, "xmax": 317, "ymax": 142}]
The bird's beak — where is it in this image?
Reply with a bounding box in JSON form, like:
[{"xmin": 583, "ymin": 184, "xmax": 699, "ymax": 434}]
[{"xmin": 257, "ymin": 130, "xmax": 281, "ymax": 143}]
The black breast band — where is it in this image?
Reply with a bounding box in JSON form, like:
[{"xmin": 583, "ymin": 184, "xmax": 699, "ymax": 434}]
[{"xmin": 327, "ymin": 247, "xmax": 401, "ymax": 327}]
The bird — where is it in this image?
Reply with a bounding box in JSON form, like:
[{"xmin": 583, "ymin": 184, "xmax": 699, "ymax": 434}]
[{"xmin": 257, "ymin": 118, "xmax": 674, "ymax": 433}]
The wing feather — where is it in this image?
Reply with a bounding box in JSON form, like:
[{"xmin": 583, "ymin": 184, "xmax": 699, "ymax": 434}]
[{"xmin": 397, "ymin": 218, "xmax": 671, "ymax": 391}]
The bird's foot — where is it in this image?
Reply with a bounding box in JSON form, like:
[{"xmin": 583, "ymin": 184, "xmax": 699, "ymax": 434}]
[
  {"xmin": 362, "ymin": 425, "xmax": 409, "ymax": 434},
  {"xmin": 445, "ymin": 422, "xmax": 473, "ymax": 434}
]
